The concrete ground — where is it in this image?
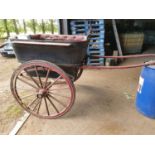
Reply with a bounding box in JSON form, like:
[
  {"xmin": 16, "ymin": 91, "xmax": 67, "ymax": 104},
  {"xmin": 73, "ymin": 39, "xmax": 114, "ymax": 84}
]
[
  {"xmin": 17, "ymin": 53, "xmax": 155, "ymax": 135},
  {"xmin": 1, "ymin": 49, "xmax": 155, "ymax": 135},
  {"xmin": 0, "ymin": 55, "xmax": 23, "ymax": 134}
]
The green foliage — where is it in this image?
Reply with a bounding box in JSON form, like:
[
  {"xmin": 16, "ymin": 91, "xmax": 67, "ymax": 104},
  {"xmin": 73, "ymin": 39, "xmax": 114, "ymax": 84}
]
[
  {"xmin": 0, "ymin": 20, "xmax": 6, "ymax": 38},
  {"xmin": 0, "ymin": 19, "xmax": 58, "ymax": 38}
]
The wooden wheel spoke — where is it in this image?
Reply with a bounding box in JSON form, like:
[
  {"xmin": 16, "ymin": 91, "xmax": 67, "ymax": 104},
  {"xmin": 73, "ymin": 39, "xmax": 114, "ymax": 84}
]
[
  {"xmin": 49, "ymin": 92, "xmax": 70, "ymax": 99},
  {"xmin": 45, "ymin": 82, "xmax": 52, "ymax": 88},
  {"xmin": 32, "ymin": 98, "xmax": 42, "ymax": 112},
  {"xmin": 34, "ymin": 66, "xmax": 43, "ymax": 88},
  {"xmin": 19, "ymin": 74, "xmax": 35, "ymax": 84},
  {"xmin": 44, "ymin": 69, "xmax": 50, "ymax": 88},
  {"xmin": 17, "ymin": 77, "xmax": 38, "ymax": 89},
  {"xmin": 27, "ymin": 97, "xmax": 39, "ymax": 109},
  {"xmin": 53, "ymin": 81, "xmax": 66, "ymax": 85},
  {"xmin": 20, "ymin": 77, "xmax": 44, "ymax": 88},
  {"xmin": 49, "ymin": 87, "xmax": 69, "ymax": 91},
  {"xmin": 20, "ymin": 93, "xmax": 35, "ymax": 100},
  {"xmin": 37, "ymin": 98, "xmax": 42, "ymax": 114},
  {"xmin": 17, "ymin": 87, "xmax": 34, "ymax": 91},
  {"xmin": 24, "ymin": 69, "xmax": 40, "ymax": 88},
  {"xmin": 46, "ymin": 96, "xmax": 59, "ymax": 113},
  {"xmin": 44, "ymin": 97, "xmax": 50, "ymax": 115},
  {"xmin": 48, "ymin": 94, "xmax": 67, "ymax": 108},
  {"xmin": 47, "ymin": 75, "xmax": 62, "ymax": 89}
]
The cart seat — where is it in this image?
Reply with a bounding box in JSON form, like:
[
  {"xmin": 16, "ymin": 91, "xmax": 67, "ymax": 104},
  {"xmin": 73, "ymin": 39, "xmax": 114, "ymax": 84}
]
[{"xmin": 29, "ymin": 34, "xmax": 87, "ymax": 42}]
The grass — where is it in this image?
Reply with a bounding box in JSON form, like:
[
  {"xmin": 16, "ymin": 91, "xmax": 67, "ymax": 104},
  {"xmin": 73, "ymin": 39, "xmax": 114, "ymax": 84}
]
[{"xmin": 5, "ymin": 104, "xmax": 23, "ymax": 119}]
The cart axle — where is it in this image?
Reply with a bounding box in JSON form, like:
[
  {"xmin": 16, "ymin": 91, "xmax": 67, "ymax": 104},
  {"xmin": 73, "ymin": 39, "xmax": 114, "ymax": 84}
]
[{"xmin": 37, "ymin": 89, "xmax": 48, "ymax": 98}]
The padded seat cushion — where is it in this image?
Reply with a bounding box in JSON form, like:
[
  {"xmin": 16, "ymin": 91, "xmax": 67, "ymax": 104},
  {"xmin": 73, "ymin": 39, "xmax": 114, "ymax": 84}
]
[{"xmin": 30, "ymin": 34, "xmax": 87, "ymax": 42}]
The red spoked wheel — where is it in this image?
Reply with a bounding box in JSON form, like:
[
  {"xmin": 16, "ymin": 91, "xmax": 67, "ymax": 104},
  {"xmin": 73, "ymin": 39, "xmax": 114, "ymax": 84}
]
[{"xmin": 10, "ymin": 60, "xmax": 75, "ymax": 119}]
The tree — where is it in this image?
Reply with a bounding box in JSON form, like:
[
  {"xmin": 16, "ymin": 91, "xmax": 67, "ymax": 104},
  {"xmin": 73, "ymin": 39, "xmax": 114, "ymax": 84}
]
[{"xmin": 0, "ymin": 19, "xmax": 58, "ymax": 38}]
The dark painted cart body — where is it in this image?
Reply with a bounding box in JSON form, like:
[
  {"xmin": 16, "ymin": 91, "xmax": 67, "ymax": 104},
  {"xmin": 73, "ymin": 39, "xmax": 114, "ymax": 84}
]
[
  {"xmin": 12, "ymin": 34, "xmax": 88, "ymax": 80},
  {"xmin": 10, "ymin": 34, "xmax": 155, "ymax": 119}
]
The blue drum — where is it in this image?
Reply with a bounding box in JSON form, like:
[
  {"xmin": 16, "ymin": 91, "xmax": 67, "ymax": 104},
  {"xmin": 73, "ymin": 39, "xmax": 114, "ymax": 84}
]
[{"xmin": 136, "ymin": 64, "xmax": 155, "ymax": 119}]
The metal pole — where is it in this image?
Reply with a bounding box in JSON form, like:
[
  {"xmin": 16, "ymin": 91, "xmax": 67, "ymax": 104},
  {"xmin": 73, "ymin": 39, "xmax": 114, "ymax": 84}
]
[
  {"xmin": 112, "ymin": 19, "xmax": 123, "ymax": 57},
  {"xmin": 62, "ymin": 19, "xmax": 69, "ymax": 34}
]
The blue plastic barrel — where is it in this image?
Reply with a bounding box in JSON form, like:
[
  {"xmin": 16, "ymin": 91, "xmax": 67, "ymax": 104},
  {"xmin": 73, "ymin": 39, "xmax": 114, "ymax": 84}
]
[{"xmin": 136, "ymin": 64, "xmax": 155, "ymax": 119}]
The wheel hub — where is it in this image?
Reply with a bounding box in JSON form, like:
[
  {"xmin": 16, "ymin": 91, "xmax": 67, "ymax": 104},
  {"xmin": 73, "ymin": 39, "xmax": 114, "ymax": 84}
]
[{"xmin": 37, "ymin": 88, "xmax": 48, "ymax": 98}]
